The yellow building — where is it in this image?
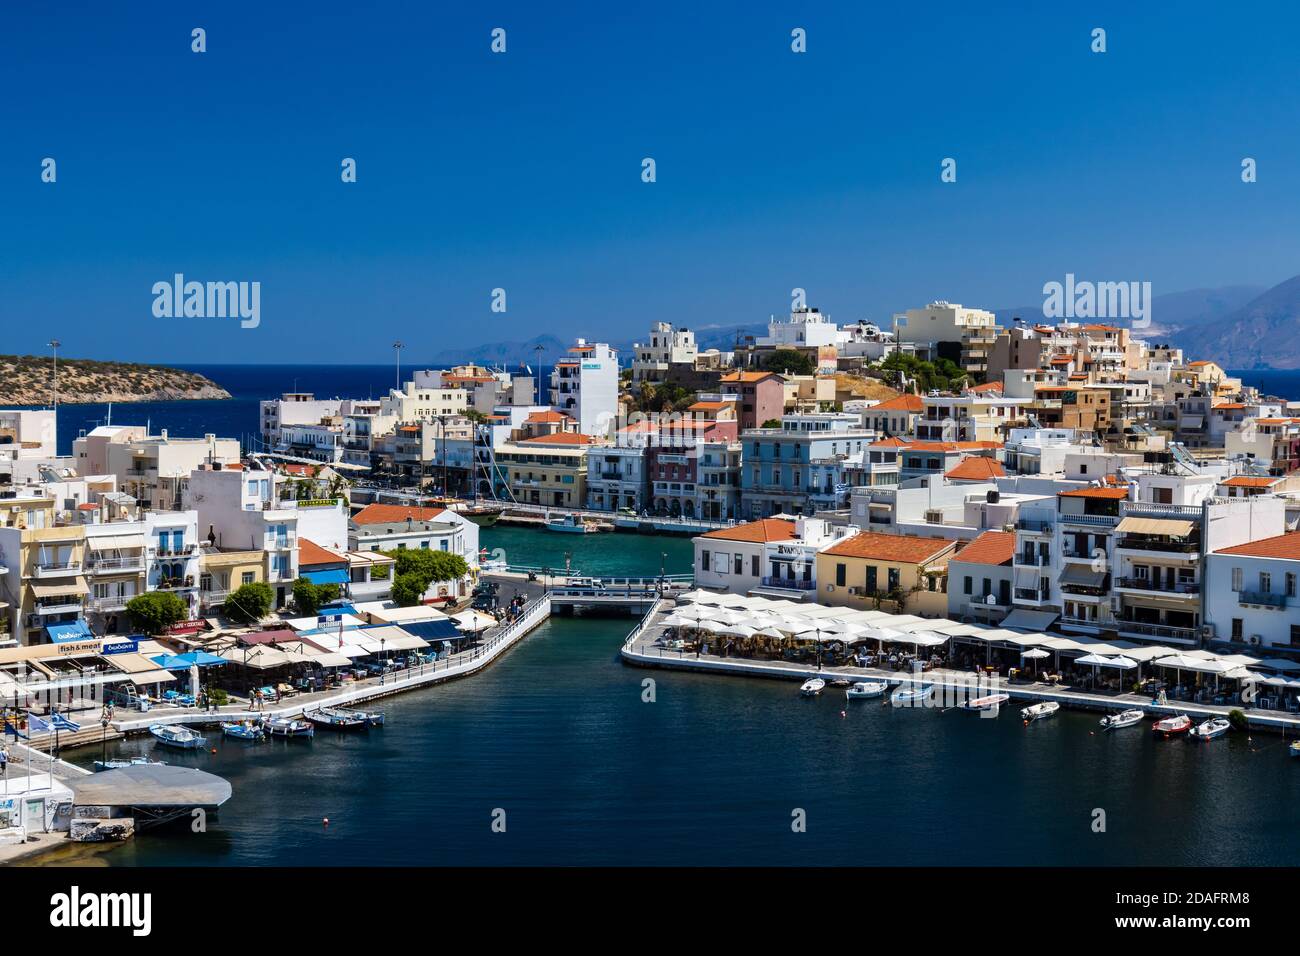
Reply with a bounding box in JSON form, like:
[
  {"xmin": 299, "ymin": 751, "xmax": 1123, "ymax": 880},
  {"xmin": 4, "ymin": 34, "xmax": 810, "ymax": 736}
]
[
  {"xmin": 0, "ymin": 523, "xmax": 89, "ymax": 645},
  {"xmin": 815, "ymin": 531, "xmax": 955, "ymax": 615},
  {"xmin": 494, "ymin": 433, "xmax": 595, "ymax": 508},
  {"xmin": 198, "ymin": 549, "xmax": 267, "ymax": 612}
]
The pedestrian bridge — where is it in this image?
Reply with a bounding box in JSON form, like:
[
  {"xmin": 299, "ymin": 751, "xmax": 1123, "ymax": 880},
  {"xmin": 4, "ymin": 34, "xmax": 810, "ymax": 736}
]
[{"xmin": 547, "ymin": 577, "xmax": 691, "ymax": 609}]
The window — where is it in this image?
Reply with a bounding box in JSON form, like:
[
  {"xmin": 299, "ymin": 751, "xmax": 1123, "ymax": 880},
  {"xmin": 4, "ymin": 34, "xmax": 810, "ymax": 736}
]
[
  {"xmin": 1260, "ymin": 572, "xmax": 1272, "ymax": 594},
  {"xmin": 1291, "ymin": 625, "xmax": 1300, "ymax": 647},
  {"xmin": 1288, "ymin": 573, "xmax": 1296, "ymax": 598},
  {"xmin": 751, "ymin": 555, "xmax": 759, "ymax": 577},
  {"xmin": 734, "ymin": 554, "xmax": 743, "ymax": 575},
  {"xmin": 1232, "ymin": 567, "xmax": 1243, "ymax": 591},
  {"xmin": 701, "ymin": 550, "xmax": 710, "ymax": 572},
  {"xmin": 887, "ymin": 568, "xmax": 900, "ymax": 591},
  {"xmin": 866, "ymin": 566, "xmax": 878, "ymax": 592},
  {"xmin": 963, "ymin": 576, "xmax": 972, "ymax": 595},
  {"xmin": 1232, "ymin": 618, "xmax": 1243, "ymax": 640},
  {"xmin": 241, "ymin": 572, "xmax": 255, "ymax": 586},
  {"xmin": 836, "ymin": 564, "xmax": 847, "ymax": 587}
]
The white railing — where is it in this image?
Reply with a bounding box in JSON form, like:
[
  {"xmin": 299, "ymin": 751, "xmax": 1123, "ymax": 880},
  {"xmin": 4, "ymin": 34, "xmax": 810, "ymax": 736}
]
[{"xmin": 623, "ymin": 599, "xmax": 664, "ymax": 652}]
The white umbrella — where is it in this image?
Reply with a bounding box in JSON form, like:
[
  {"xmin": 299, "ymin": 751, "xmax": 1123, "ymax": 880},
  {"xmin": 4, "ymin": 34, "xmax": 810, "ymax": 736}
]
[
  {"xmin": 661, "ymin": 613, "xmax": 695, "ymax": 627},
  {"xmin": 692, "ymin": 619, "xmax": 727, "ymax": 633},
  {"xmin": 1021, "ymin": 648, "xmax": 1051, "ymax": 659},
  {"xmin": 752, "ymin": 626, "xmax": 786, "ymax": 640},
  {"xmin": 717, "ymin": 624, "xmax": 756, "ymax": 639}
]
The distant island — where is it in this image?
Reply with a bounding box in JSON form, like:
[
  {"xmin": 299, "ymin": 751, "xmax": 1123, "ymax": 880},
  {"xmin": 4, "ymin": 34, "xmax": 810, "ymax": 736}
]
[{"xmin": 0, "ymin": 355, "xmax": 230, "ymax": 405}]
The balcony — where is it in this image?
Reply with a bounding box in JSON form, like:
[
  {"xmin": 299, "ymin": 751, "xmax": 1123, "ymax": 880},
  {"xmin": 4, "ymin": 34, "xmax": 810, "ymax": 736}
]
[
  {"xmin": 1059, "ymin": 513, "xmax": 1119, "ymax": 528},
  {"xmin": 1115, "ymin": 536, "xmax": 1198, "ymax": 555},
  {"xmin": 156, "ymin": 575, "xmax": 197, "ymax": 591},
  {"xmin": 86, "ymin": 554, "xmax": 146, "ymax": 573},
  {"xmin": 1115, "ymin": 619, "xmax": 1198, "ymax": 643},
  {"xmin": 149, "ymin": 543, "xmax": 198, "ymax": 557},
  {"xmin": 32, "ymin": 560, "xmax": 82, "ymax": 578},
  {"xmin": 88, "ymin": 594, "xmax": 133, "ymax": 612},
  {"xmin": 1239, "ymin": 590, "xmax": 1287, "ymax": 609},
  {"xmin": 1017, "ymin": 517, "xmax": 1054, "ymax": 533},
  {"xmin": 1014, "ymin": 587, "xmax": 1051, "ymax": 604},
  {"xmin": 265, "ymin": 535, "xmax": 297, "ymax": 551},
  {"xmin": 1115, "ymin": 576, "xmax": 1198, "ymax": 595},
  {"xmin": 760, "ymin": 576, "xmax": 816, "ymax": 591},
  {"xmin": 1014, "ymin": 553, "xmax": 1051, "ymax": 567},
  {"xmin": 31, "ymin": 599, "xmax": 84, "ymax": 617}
]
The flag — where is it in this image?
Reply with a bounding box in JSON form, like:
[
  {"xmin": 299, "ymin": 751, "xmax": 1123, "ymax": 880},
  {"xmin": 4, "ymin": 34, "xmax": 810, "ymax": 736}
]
[
  {"xmin": 2, "ymin": 716, "xmax": 27, "ymax": 740},
  {"xmin": 51, "ymin": 713, "xmax": 81, "ymax": 733},
  {"xmin": 26, "ymin": 714, "xmax": 51, "ymax": 734}
]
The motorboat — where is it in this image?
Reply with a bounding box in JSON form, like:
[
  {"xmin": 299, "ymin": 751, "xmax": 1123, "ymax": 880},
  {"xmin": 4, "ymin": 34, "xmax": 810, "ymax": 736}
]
[
  {"xmin": 221, "ymin": 720, "xmax": 265, "ymax": 740},
  {"xmin": 961, "ymin": 693, "xmax": 1010, "ymax": 713},
  {"xmin": 148, "ymin": 724, "xmax": 208, "ymax": 750},
  {"xmin": 266, "ymin": 717, "xmax": 315, "ymax": 738},
  {"xmin": 1020, "ymin": 701, "xmax": 1060, "ymax": 722},
  {"xmin": 846, "ymin": 680, "xmax": 889, "ymax": 700},
  {"xmin": 890, "ymin": 684, "xmax": 934, "ymax": 706},
  {"xmin": 1099, "ymin": 709, "xmax": 1145, "ymax": 731},
  {"xmin": 1152, "ymin": 714, "xmax": 1193, "ymax": 736},
  {"xmin": 799, "ymin": 677, "xmax": 826, "ymax": 697},
  {"xmin": 546, "ymin": 513, "xmax": 596, "ymax": 534},
  {"xmin": 1190, "ymin": 717, "xmax": 1230, "ymax": 740},
  {"xmin": 306, "ymin": 707, "xmax": 374, "ymax": 732},
  {"xmin": 93, "ymin": 756, "xmax": 166, "ymax": 772},
  {"xmin": 1290, "ymin": 741, "xmax": 1300, "ymax": 758}
]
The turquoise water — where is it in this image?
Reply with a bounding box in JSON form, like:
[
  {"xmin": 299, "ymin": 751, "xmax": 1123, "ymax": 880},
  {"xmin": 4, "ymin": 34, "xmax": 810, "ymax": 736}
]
[{"xmin": 478, "ymin": 525, "xmax": 694, "ymax": 577}]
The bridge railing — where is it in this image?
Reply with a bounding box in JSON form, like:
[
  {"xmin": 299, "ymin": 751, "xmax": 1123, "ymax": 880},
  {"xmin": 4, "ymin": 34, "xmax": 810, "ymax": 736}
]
[{"xmin": 623, "ymin": 599, "xmax": 665, "ymax": 651}]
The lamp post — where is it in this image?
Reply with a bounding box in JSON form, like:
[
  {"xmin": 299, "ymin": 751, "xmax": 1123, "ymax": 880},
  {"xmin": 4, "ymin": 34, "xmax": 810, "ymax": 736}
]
[
  {"xmin": 100, "ymin": 714, "xmax": 109, "ymax": 765},
  {"xmin": 48, "ymin": 339, "xmax": 61, "ymax": 412},
  {"xmin": 380, "ymin": 637, "xmax": 386, "ymax": 685},
  {"xmin": 392, "ymin": 341, "xmax": 404, "ymax": 391}
]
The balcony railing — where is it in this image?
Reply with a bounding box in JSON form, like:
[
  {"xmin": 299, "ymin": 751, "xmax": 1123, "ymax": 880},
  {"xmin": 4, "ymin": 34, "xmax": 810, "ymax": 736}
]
[
  {"xmin": 1014, "ymin": 553, "xmax": 1052, "ymax": 567},
  {"xmin": 149, "ymin": 543, "xmax": 198, "ymax": 557},
  {"xmin": 1116, "ymin": 576, "xmax": 1198, "ymax": 595},
  {"xmin": 1059, "ymin": 513, "xmax": 1119, "ymax": 527},
  {"xmin": 86, "ymin": 555, "xmax": 146, "ymax": 572},
  {"xmin": 1015, "ymin": 587, "xmax": 1050, "ymax": 602},
  {"xmin": 33, "ymin": 560, "xmax": 82, "ymax": 577},
  {"xmin": 88, "ymin": 594, "xmax": 133, "ymax": 611},
  {"xmin": 1016, "ymin": 518, "xmax": 1054, "ymax": 533},
  {"xmin": 759, "ymin": 576, "xmax": 816, "ymax": 591},
  {"xmin": 1115, "ymin": 537, "xmax": 1199, "ymax": 554},
  {"xmin": 1239, "ymin": 590, "xmax": 1287, "ymax": 608},
  {"xmin": 1115, "ymin": 619, "xmax": 1198, "ymax": 641}
]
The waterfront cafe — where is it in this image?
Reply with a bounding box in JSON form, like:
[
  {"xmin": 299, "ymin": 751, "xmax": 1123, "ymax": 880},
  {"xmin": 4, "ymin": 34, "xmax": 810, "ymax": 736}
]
[
  {"xmin": 668, "ymin": 592, "xmax": 1292, "ymax": 706},
  {"xmin": 0, "ymin": 636, "xmax": 176, "ymax": 716}
]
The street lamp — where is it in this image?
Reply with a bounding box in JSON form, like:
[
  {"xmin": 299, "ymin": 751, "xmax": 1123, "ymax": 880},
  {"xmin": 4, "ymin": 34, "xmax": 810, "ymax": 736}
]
[
  {"xmin": 100, "ymin": 714, "xmax": 109, "ymax": 765},
  {"xmin": 380, "ymin": 637, "xmax": 386, "ymax": 685},
  {"xmin": 392, "ymin": 341, "xmax": 404, "ymax": 391},
  {"xmin": 48, "ymin": 339, "xmax": 61, "ymax": 411}
]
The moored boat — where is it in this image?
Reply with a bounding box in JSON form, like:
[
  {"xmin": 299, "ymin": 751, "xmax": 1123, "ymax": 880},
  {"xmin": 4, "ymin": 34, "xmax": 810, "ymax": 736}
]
[
  {"xmin": 221, "ymin": 720, "xmax": 265, "ymax": 740},
  {"xmin": 306, "ymin": 707, "xmax": 372, "ymax": 731},
  {"xmin": 1190, "ymin": 717, "xmax": 1230, "ymax": 740},
  {"xmin": 1152, "ymin": 714, "xmax": 1193, "ymax": 736},
  {"xmin": 1020, "ymin": 701, "xmax": 1060, "ymax": 722},
  {"xmin": 266, "ymin": 717, "xmax": 315, "ymax": 738},
  {"xmin": 94, "ymin": 756, "xmax": 166, "ymax": 772},
  {"xmin": 846, "ymin": 680, "xmax": 888, "ymax": 700},
  {"xmin": 545, "ymin": 513, "xmax": 596, "ymax": 534},
  {"xmin": 149, "ymin": 724, "xmax": 208, "ymax": 750},
  {"xmin": 1290, "ymin": 741, "xmax": 1300, "ymax": 758},
  {"xmin": 1100, "ymin": 709, "xmax": 1145, "ymax": 730},
  {"xmin": 799, "ymin": 677, "xmax": 826, "ymax": 697},
  {"xmin": 962, "ymin": 693, "xmax": 1010, "ymax": 712},
  {"xmin": 891, "ymin": 683, "xmax": 934, "ymax": 705}
]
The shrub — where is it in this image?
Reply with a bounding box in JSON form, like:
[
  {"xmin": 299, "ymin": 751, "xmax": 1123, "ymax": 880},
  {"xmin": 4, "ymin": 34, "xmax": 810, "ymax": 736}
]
[
  {"xmin": 126, "ymin": 591, "xmax": 188, "ymax": 635},
  {"xmin": 391, "ymin": 572, "xmax": 428, "ymax": 607},
  {"xmin": 1228, "ymin": 708, "xmax": 1248, "ymax": 730},
  {"xmin": 224, "ymin": 581, "xmax": 274, "ymax": 624}
]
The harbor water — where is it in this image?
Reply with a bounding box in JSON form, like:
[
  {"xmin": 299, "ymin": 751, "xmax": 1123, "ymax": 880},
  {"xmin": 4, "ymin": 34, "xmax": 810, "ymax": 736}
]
[{"xmin": 66, "ymin": 527, "xmax": 1300, "ymax": 867}]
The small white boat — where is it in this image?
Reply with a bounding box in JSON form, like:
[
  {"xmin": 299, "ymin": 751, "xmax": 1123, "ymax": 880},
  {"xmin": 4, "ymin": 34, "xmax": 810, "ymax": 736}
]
[
  {"xmin": 799, "ymin": 677, "xmax": 826, "ymax": 697},
  {"xmin": 148, "ymin": 724, "xmax": 208, "ymax": 750},
  {"xmin": 846, "ymin": 680, "xmax": 888, "ymax": 700},
  {"xmin": 1190, "ymin": 717, "xmax": 1230, "ymax": 740},
  {"xmin": 1152, "ymin": 714, "xmax": 1192, "ymax": 736},
  {"xmin": 1020, "ymin": 701, "xmax": 1060, "ymax": 722},
  {"xmin": 546, "ymin": 514, "xmax": 596, "ymax": 534},
  {"xmin": 1099, "ymin": 709, "xmax": 1144, "ymax": 730},
  {"xmin": 890, "ymin": 684, "xmax": 934, "ymax": 705},
  {"xmin": 962, "ymin": 693, "xmax": 1010, "ymax": 712}
]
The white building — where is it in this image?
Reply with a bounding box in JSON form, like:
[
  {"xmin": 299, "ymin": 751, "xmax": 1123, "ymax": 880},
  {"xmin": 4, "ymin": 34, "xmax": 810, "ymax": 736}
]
[
  {"xmin": 1205, "ymin": 533, "xmax": 1300, "ymax": 651},
  {"xmin": 893, "ymin": 301, "xmax": 999, "ymax": 374},
  {"xmin": 75, "ymin": 429, "xmax": 241, "ymax": 512},
  {"xmin": 550, "ymin": 340, "xmax": 618, "ymax": 436},
  {"xmin": 259, "ymin": 393, "xmax": 348, "ymax": 448},
  {"xmin": 693, "ymin": 517, "xmax": 797, "ymax": 595},
  {"xmin": 632, "ymin": 322, "xmax": 698, "ymax": 383}
]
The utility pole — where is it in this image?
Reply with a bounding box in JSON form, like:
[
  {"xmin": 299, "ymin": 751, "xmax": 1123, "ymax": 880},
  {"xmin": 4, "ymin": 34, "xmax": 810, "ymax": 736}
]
[
  {"xmin": 533, "ymin": 343, "xmax": 545, "ymax": 406},
  {"xmin": 393, "ymin": 341, "xmax": 405, "ymax": 391},
  {"xmin": 48, "ymin": 339, "xmax": 61, "ymax": 411}
]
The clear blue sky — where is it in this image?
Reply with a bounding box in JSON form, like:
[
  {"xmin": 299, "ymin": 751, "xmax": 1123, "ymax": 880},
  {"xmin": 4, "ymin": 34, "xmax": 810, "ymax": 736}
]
[{"xmin": 3, "ymin": 1, "xmax": 1299, "ymax": 363}]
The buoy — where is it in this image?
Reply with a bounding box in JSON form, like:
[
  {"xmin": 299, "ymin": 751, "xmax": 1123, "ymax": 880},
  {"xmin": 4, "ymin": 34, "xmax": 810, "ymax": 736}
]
[
  {"xmin": 210, "ymin": 748, "xmax": 217, "ymax": 754},
  {"xmin": 1022, "ymin": 720, "xmax": 1028, "ymax": 727},
  {"xmin": 840, "ymin": 710, "xmax": 846, "ymax": 719},
  {"xmin": 323, "ymin": 817, "xmax": 329, "ymax": 827}
]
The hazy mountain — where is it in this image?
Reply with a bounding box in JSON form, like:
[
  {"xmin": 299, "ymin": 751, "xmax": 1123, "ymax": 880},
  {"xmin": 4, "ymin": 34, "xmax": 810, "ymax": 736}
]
[
  {"xmin": 1171, "ymin": 276, "xmax": 1300, "ymax": 369},
  {"xmin": 429, "ymin": 334, "xmax": 568, "ymax": 368},
  {"xmin": 993, "ymin": 284, "xmax": 1263, "ymax": 340}
]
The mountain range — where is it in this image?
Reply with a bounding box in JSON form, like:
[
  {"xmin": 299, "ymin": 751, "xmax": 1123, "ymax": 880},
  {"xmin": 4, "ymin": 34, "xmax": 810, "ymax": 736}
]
[{"xmin": 431, "ymin": 276, "xmax": 1300, "ymax": 369}]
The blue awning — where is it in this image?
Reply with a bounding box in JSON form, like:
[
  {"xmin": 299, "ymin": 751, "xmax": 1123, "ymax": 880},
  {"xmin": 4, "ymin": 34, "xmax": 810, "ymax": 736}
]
[
  {"xmin": 151, "ymin": 651, "xmax": 227, "ymax": 670},
  {"xmin": 47, "ymin": 620, "xmax": 93, "ymax": 643},
  {"xmin": 399, "ymin": 619, "xmax": 462, "ymax": 642},
  {"xmin": 304, "ymin": 569, "xmax": 350, "ymax": 586},
  {"xmin": 317, "ymin": 602, "xmax": 356, "ymax": 618}
]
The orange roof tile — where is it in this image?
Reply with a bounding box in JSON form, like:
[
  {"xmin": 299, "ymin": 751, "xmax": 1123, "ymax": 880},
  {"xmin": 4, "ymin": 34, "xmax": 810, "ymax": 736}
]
[
  {"xmin": 721, "ymin": 371, "xmax": 782, "ymax": 383},
  {"xmin": 871, "ymin": 394, "xmax": 924, "ymax": 412},
  {"xmin": 1215, "ymin": 532, "xmax": 1300, "ymax": 560},
  {"xmin": 298, "ymin": 537, "xmax": 345, "ymax": 567},
  {"xmin": 822, "ymin": 531, "xmax": 954, "ymax": 564},
  {"xmin": 969, "ymin": 382, "xmax": 1004, "ymax": 394},
  {"xmin": 352, "ymin": 503, "xmax": 449, "ymax": 525},
  {"xmin": 518, "ymin": 433, "xmax": 594, "ymax": 445},
  {"xmin": 1221, "ymin": 476, "xmax": 1278, "ymax": 488},
  {"xmin": 944, "ymin": 457, "xmax": 1006, "ymax": 481},
  {"xmin": 700, "ymin": 518, "xmax": 797, "ymax": 544},
  {"xmin": 1058, "ymin": 487, "xmax": 1129, "ymax": 500},
  {"xmin": 687, "ymin": 400, "xmax": 736, "ymax": 411},
  {"xmin": 1213, "ymin": 403, "xmax": 1246, "ymax": 411},
  {"xmin": 904, "ymin": 441, "xmax": 1003, "ymax": 453},
  {"xmin": 952, "ymin": 530, "xmax": 1016, "ymax": 566},
  {"xmin": 525, "ymin": 410, "xmax": 570, "ymax": 423},
  {"xmin": 869, "ymin": 437, "xmax": 911, "ymax": 448}
]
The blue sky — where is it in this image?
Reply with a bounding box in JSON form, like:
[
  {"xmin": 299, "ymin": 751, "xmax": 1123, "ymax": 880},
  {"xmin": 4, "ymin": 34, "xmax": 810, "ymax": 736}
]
[{"xmin": 3, "ymin": 1, "xmax": 1299, "ymax": 363}]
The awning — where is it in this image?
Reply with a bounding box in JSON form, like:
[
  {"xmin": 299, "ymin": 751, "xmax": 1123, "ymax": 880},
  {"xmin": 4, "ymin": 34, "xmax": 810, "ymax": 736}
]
[
  {"xmin": 46, "ymin": 619, "xmax": 94, "ymax": 642},
  {"xmin": 1013, "ymin": 568, "xmax": 1042, "ymax": 589},
  {"xmin": 150, "ymin": 651, "xmax": 227, "ymax": 670},
  {"xmin": 105, "ymin": 653, "xmax": 164, "ymax": 674},
  {"xmin": 356, "ymin": 625, "xmax": 429, "ymax": 651},
  {"xmin": 87, "ymin": 534, "xmax": 145, "ymax": 551},
  {"xmin": 1001, "ymin": 609, "xmax": 1058, "ymax": 631},
  {"xmin": 1153, "ymin": 654, "xmax": 1231, "ymax": 674},
  {"xmin": 276, "ymin": 641, "xmax": 353, "ymax": 668},
  {"xmin": 317, "ymin": 602, "xmax": 357, "ymax": 618},
  {"xmin": 128, "ymin": 669, "xmax": 176, "ymax": 685},
  {"xmin": 30, "ymin": 577, "xmax": 90, "ymax": 598},
  {"xmin": 303, "ymin": 569, "xmax": 349, "ymax": 586},
  {"xmin": 223, "ymin": 646, "xmax": 295, "ymax": 669},
  {"xmin": 1115, "ymin": 516, "xmax": 1194, "ymax": 536},
  {"xmin": 1060, "ymin": 565, "xmax": 1106, "ymax": 586},
  {"xmin": 399, "ymin": 618, "xmax": 463, "ymax": 642}
]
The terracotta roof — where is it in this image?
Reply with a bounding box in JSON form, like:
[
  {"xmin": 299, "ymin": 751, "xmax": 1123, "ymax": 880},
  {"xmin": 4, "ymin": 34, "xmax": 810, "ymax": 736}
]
[
  {"xmin": 869, "ymin": 437, "xmax": 911, "ymax": 448},
  {"xmin": 1215, "ymin": 532, "xmax": 1300, "ymax": 560},
  {"xmin": 687, "ymin": 400, "xmax": 736, "ymax": 411},
  {"xmin": 721, "ymin": 371, "xmax": 781, "ymax": 383},
  {"xmin": 298, "ymin": 537, "xmax": 345, "ymax": 567},
  {"xmin": 870, "ymin": 394, "xmax": 924, "ymax": 412},
  {"xmin": 904, "ymin": 441, "xmax": 1002, "ymax": 453},
  {"xmin": 968, "ymin": 382, "xmax": 1003, "ymax": 394},
  {"xmin": 700, "ymin": 518, "xmax": 797, "ymax": 544},
  {"xmin": 76, "ymin": 503, "xmax": 99, "ymax": 511},
  {"xmin": 1084, "ymin": 324, "xmax": 1123, "ymax": 332},
  {"xmin": 823, "ymin": 531, "xmax": 954, "ymax": 564},
  {"xmin": 1188, "ymin": 360, "xmax": 1214, "ymax": 367},
  {"xmin": 525, "ymin": 410, "xmax": 570, "ymax": 423},
  {"xmin": 1213, "ymin": 403, "xmax": 1247, "ymax": 411},
  {"xmin": 1221, "ymin": 476, "xmax": 1279, "ymax": 488},
  {"xmin": 944, "ymin": 457, "xmax": 1006, "ymax": 481},
  {"xmin": 952, "ymin": 530, "xmax": 1016, "ymax": 566},
  {"xmin": 352, "ymin": 503, "xmax": 449, "ymax": 525},
  {"xmin": 1058, "ymin": 487, "xmax": 1129, "ymax": 500},
  {"xmin": 518, "ymin": 433, "xmax": 594, "ymax": 445}
]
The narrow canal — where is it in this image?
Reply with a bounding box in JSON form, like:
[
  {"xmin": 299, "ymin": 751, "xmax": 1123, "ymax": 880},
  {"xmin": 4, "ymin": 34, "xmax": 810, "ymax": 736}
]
[{"xmin": 66, "ymin": 530, "xmax": 1300, "ymax": 866}]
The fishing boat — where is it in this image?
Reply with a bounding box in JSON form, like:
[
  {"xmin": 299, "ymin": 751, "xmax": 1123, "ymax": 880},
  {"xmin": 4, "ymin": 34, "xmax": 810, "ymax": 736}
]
[
  {"xmin": 1099, "ymin": 709, "xmax": 1145, "ymax": 730},
  {"xmin": 891, "ymin": 684, "xmax": 934, "ymax": 705},
  {"xmin": 221, "ymin": 720, "xmax": 265, "ymax": 740},
  {"xmin": 545, "ymin": 513, "xmax": 596, "ymax": 534},
  {"xmin": 266, "ymin": 717, "xmax": 315, "ymax": 738},
  {"xmin": 1152, "ymin": 714, "xmax": 1193, "ymax": 736},
  {"xmin": 1190, "ymin": 717, "xmax": 1230, "ymax": 740},
  {"xmin": 1020, "ymin": 701, "xmax": 1060, "ymax": 722},
  {"xmin": 306, "ymin": 707, "xmax": 373, "ymax": 732},
  {"xmin": 846, "ymin": 680, "xmax": 889, "ymax": 700},
  {"xmin": 799, "ymin": 677, "xmax": 826, "ymax": 697},
  {"xmin": 93, "ymin": 756, "xmax": 166, "ymax": 772},
  {"xmin": 962, "ymin": 693, "xmax": 1010, "ymax": 712},
  {"xmin": 1290, "ymin": 741, "xmax": 1300, "ymax": 758},
  {"xmin": 148, "ymin": 724, "xmax": 208, "ymax": 750}
]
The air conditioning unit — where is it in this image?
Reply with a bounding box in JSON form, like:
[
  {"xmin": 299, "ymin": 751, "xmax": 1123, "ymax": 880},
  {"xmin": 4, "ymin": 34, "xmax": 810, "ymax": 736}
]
[
  {"xmin": 825, "ymin": 584, "xmax": 835, "ymax": 592},
  {"xmin": 1110, "ymin": 596, "xmax": 1122, "ymax": 611},
  {"xmin": 1250, "ymin": 635, "xmax": 1262, "ymax": 646},
  {"xmin": 847, "ymin": 586, "xmax": 860, "ymax": 595},
  {"xmin": 1199, "ymin": 624, "xmax": 1216, "ymax": 640}
]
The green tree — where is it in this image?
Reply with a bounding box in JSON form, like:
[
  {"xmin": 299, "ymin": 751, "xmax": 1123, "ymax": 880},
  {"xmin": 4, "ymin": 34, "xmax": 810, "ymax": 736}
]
[
  {"xmin": 125, "ymin": 591, "xmax": 188, "ymax": 635},
  {"xmin": 390, "ymin": 572, "xmax": 428, "ymax": 607},
  {"xmin": 292, "ymin": 577, "xmax": 341, "ymax": 616},
  {"xmin": 385, "ymin": 549, "xmax": 469, "ymax": 589},
  {"xmin": 224, "ymin": 581, "xmax": 274, "ymax": 624},
  {"xmin": 762, "ymin": 349, "xmax": 814, "ymax": 376}
]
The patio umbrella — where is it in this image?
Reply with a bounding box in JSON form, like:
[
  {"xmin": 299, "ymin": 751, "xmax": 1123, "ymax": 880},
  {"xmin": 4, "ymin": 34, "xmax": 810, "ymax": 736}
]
[
  {"xmin": 1021, "ymin": 646, "xmax": 1050, "ymax": 677},
  {"xmin": 717, "ymin": 624, "xmax": 756, "ymax": 639}
]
